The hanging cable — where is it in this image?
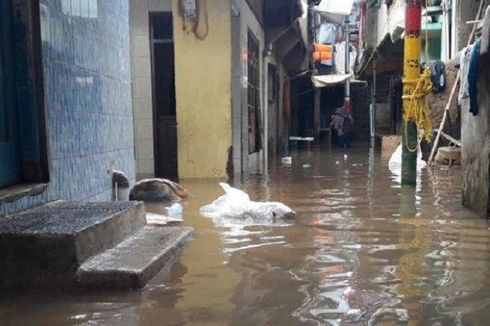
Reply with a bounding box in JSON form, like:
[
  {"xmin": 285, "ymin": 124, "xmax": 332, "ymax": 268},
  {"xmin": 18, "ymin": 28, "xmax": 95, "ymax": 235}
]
[
  {"xmin": 178, "ymin": 0, "xmax": 209, "ymax": 41},
  {"xmin": 193, "ymin": 0, "xmax": 209, "ymax": 41}
]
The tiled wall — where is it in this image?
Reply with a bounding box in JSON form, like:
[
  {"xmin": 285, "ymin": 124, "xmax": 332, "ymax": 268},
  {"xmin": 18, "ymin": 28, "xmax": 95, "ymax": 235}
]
[
  {"xmin": 1, "ymin": 0, "xmax": 135, "ymax": 215},
  {"xmin": 131, "ymin": 0, "xmax": 154, "ymax": 180}
]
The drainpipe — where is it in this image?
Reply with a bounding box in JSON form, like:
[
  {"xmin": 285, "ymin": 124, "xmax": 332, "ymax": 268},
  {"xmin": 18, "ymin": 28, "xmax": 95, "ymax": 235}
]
[
  {"xmin": 263, "ymin": 46, "xmax": 271, "ymax": 173},
  {"xmin": 443, "ymin": 0, "xmax": 451, "ymax": 61},
  {"xmin": 450, "ymin": 0, "xmax": 458, "ymax": 58},
  {"xmin": 402, "ymin": 0, "xmax": 422, "ymax": 186},
  {"xmin": 344, "ymin": 15, "xmax": 352, "ymax": 114},
  {"xmin": 112, "ymin": 170, "xmax": 130, "ymax": 201}
]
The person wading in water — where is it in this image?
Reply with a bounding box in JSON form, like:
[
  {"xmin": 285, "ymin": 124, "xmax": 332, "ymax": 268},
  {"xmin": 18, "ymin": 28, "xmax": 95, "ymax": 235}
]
[{"xmin": 331, "ymin": 107, "xmax": 354, "ymax": 149}]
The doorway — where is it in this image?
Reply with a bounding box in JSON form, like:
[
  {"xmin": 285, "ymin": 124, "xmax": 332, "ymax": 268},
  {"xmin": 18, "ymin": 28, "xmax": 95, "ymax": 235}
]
[
  {"xmin": 150, "ymin": 13, "xmax": 178, "ymax": 180},
  {"xmin": 0, "ymin": 0, "xmax": 21, "ymax": 188}
]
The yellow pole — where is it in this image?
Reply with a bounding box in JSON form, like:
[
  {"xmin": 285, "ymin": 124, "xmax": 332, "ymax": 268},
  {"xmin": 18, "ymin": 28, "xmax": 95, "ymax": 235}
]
[{"xmin": 402, "ymin": 0, "xmax": 422, "ymax": 186}]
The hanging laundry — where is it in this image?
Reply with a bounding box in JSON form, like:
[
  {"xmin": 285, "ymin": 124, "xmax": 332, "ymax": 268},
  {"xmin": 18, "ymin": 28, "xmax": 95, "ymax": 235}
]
[
  {"xmin": 430, "ymin": 60, "xmax": 446, "ymax": 93},
  {"xmin": 319, "ymin": 23, "xmax": 337, "ymax": 45},
  {"xmin": 468, "ymin": 39, "xmax": 481, "ymax": 116},
  {"xmin": 458, "ymin": 45, "xmax": 472, "ymax": 105},
  {"xmin": 313, "ymin": 43, "xmax": 334, "ymax": 66},
  {"xmin": 334, "ymin": 42, "xmax": 357, "ymax": 74}
]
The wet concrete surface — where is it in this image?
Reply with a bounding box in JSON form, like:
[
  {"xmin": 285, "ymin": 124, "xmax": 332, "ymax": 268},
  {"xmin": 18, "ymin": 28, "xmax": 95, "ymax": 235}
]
[{"xmin": 2, "ymin": 145, "xmax": 490, "ymax": 325}]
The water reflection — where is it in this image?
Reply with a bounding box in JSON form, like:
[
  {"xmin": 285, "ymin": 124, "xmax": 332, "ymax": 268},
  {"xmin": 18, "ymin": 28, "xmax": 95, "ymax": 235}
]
[{"xmin": 2, "ymin": 146, "xmax": 490, "ymax": 325}]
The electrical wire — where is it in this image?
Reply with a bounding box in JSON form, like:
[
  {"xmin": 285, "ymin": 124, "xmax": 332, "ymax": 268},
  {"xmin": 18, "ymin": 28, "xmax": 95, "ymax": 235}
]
[
  {"xmin": 179, "ymin": 0, "xmax": 209, "ymax": 41},
  {"xmin": 193, "ymin": 0, "xmax": 209, "ymax": 41}
]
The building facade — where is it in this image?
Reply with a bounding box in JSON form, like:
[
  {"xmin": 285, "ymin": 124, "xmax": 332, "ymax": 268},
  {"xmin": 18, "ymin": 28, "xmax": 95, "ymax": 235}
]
[
  {"xmin": 1, "ymin": 0, "xmax": 135, "ymax": 216},
  {"xmin": 130, "ymin": 0, "xmax": 307, "ymax": 180}
]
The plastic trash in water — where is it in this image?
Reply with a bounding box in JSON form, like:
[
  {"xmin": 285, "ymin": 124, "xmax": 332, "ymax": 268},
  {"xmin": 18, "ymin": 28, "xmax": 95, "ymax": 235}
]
[
  {"xmin": 281, "ymin": 157, "xmax": 292, "ymax": 165},
  {"xmin": 302, "ymin": 163, "xmax": 312, "ymax": 169},
  {"xmin": 168, "ymin": 203, "xmax": 184, "ymax": 220},
  {"xmin": 200, "ymin": 183, "xmax": 295, "ymax": 226}
]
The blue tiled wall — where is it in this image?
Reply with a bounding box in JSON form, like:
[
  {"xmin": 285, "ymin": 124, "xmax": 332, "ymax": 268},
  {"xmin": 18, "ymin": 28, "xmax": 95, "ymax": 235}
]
[{"xmin": 1, "ymin": 0, "xmax": 135, "ymax": 215}]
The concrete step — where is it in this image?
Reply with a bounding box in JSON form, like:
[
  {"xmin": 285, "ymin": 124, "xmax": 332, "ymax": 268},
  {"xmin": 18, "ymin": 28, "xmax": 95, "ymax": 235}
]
[
  {"xmin": 0, "ymin": 201, "xmax": 146, "ymax": 288},
  {"xmin": 77, "ymin": 225, "xmax": 194, "ymax": 289}
]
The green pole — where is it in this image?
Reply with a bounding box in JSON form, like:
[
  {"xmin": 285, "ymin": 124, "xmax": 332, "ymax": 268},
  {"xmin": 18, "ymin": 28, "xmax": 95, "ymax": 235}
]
[{"xmin": 402, "ymin": 121, "xmax": 418, "ymax": 185}]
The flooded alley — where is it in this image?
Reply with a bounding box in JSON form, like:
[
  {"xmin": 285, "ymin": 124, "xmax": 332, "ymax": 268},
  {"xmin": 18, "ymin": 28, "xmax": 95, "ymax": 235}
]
[{"xmin": 3, "ymin": 146, "xmax": 490, "ymax": 325}]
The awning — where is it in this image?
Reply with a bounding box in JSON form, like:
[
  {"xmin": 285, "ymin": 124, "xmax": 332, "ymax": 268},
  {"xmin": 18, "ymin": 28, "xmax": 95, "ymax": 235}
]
[
  {"xmin": 317, "ymin": 0, "xmax": 355, "ymax": 16},
  {"xmin": 312, "ymin": 74, "xmax": 367, "ymax": 88},
  {"xmin": 312, "ymin": 74, "xmax": 350, "ymax": 87}
]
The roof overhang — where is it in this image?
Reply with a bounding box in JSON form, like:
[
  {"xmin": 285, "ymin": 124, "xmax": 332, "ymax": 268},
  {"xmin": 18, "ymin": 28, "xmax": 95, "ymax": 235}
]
[
  {"xmin": 316, "ymin": 0, "xmax": 355, "ymax": 16},
  {"xmin": 312, "ymin": 74, "xmax": 367, "ymax": 88}
]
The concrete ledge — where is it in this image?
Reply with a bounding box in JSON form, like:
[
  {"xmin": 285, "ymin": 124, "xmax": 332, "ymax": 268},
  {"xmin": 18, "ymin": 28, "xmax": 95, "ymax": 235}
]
[
  {"xmin": 77, "ymin": 226, "xmax": 195, "ymax": 289},
  {"xmin": 0, "ymin": 183, "xmax": 48, "ymax": 206}
]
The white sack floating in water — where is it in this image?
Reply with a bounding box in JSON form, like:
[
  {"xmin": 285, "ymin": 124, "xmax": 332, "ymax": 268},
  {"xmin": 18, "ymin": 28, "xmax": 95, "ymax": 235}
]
[
  {"xmin": 388, "ymin": 144, "xmax": 427, "ymax": 178},
  {"xmin": 200, "ymin": 183, "xmax": 296, "ymax": 226}
]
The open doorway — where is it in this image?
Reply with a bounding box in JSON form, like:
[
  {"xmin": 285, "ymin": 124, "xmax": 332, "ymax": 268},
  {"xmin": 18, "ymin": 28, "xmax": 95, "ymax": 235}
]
[{"xmin": 150, "ymin": 13, "xmax": 178, "ymax": 180}]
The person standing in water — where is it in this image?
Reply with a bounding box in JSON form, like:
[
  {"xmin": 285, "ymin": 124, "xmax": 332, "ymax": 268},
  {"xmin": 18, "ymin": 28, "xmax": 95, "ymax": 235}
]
[{"xmin": 331, "ymin": 107, "xmax": 354, "ymax": 149}]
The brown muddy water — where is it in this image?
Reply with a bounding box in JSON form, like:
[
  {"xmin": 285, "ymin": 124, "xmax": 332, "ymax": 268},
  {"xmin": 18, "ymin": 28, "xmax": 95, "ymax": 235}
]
[{"xmin": 2, "ymin": 146, "xmax": 490, "ymax": 326}]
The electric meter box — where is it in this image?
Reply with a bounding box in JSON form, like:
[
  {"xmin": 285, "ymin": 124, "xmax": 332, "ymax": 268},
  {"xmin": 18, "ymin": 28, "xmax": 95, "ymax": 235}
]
[{"xmin": 182, "ymin": 0, "xmax": 197, "ymax": 19}]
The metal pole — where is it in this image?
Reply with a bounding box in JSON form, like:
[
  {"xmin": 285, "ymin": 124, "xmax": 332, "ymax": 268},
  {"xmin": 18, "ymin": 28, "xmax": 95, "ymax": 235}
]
[
  {"xmin": 344, "ymin": 15, "xmax": 351, "ymax": 113},
  {"xmin": 310, "ymin": 5, "xmax": 321, "ymax": 142},
  {"xmin": 370, "ymin": 57, "xmax": 377, "ymax": 140},
  {"xmin": 402, "ymin": 0, "xmax": 422, "ymax": 186}
]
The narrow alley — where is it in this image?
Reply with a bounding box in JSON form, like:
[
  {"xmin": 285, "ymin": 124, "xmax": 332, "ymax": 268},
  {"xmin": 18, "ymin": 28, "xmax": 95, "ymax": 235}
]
[
  {"xmin": 2, "ymin": 0, "xmax": 490, "ymax": 325},
  {"xmin": 2, "ymin": 146, "xmax": 489, "ymax": 325}
]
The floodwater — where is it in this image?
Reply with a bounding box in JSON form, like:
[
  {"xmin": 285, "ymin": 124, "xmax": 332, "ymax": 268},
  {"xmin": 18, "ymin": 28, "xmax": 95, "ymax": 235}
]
[{"xmin": 3, "ymin": 145, "xmax": 490, "ymax": 326}]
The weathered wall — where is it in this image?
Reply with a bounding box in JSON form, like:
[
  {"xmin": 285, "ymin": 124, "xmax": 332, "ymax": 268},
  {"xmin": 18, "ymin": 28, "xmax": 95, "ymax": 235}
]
[
  {"xmin": 2, "ymin": 0, "xmax": 135, "ymax": 215},
  {"xmin": 173, "ymin": 0, "xmax": 232, "ymax": 178},
  {"xmin": 457, "ymin": 0, "xmax": 490, "ymax": 51},
  {"xmin": 461, "ymin": 6, "xmax": 490, "ymax": 217}
]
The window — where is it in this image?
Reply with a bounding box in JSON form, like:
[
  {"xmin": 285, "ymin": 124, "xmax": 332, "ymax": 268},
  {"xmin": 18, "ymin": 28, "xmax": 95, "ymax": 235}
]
[{"xmin": 247, "ymin": 31, "xmax": 262, "ymax": 154}]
